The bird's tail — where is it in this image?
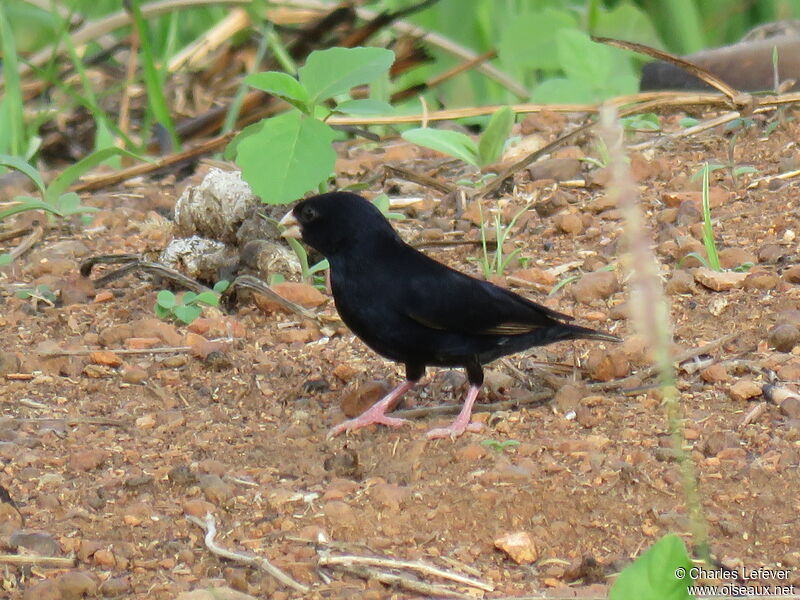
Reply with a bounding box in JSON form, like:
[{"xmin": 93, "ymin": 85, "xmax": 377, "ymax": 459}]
[{"xmin": 565, "ymin": 324, "xmax": 621, "ymax": 344}]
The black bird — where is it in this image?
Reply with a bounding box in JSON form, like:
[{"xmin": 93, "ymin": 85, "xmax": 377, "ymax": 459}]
[{"xmin": 279, "ymin": 192, "xmax": 620, "ymax": 439}]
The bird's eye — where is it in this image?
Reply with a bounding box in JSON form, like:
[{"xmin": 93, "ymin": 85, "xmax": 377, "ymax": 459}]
[{"xmin": 299, "ymin": 205, "xmax": 318, "ymax": 223}]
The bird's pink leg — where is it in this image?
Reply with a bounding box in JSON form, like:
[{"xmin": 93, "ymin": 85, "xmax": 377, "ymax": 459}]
[
  {"xmin": 328, "ymin": 380, "xmax": 415, "ymax": 437},
  {"xmin": 426, "ymin": 384, "xmax": 483, "ymax": 439}
]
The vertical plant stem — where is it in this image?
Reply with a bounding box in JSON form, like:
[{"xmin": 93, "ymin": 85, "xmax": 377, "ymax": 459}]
[{"xmin": 599, "ymin": 105, "xmax": 710, "ymax": 561}]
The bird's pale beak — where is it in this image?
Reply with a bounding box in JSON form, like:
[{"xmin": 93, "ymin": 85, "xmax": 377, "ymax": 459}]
[{"xmin": 278, "ymin": 210, "xmax": 302, "ymax": 240}]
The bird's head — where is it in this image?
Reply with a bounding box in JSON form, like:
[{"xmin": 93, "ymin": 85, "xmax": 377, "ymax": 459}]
[{"xmin": 279, "ymin": 192, "xmax": 397, "ymax": 257}]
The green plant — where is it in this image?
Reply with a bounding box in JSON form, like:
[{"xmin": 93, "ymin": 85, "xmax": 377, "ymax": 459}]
[
  {"xmin": 480, "ymin": 439, "xmax": 520, "ymax": 452},
  {"xmin": 15, "ymin": 284, "xmax": 57, "ymax": 306},
  {"xmin": 228, "ymin": 46, "xmax": 395, "ymax": 205},
  {"xmin": 402, "ymin": 106, "xmax": 515, "ymax": 169},
  {"xmin": 621, "ymin": 113, "xmax": 661, "ymax": 132},
  {"xmin": 0, "ymin": 148, "xmax": 146, "ymax": 223},
  {"xmin": 154, "ymin": 281, "xmax": 228, "ymax": 325},
  {"xmin": 476, "ymin": 202, "xmax": 527, "ymax": 279},
  {"xmin": 609, "ymin": 534, "xmax": 695, "ymax": 600},
  {"xmin": 0, "ymin": 253, "xmax": 11, "ymax": 266}
]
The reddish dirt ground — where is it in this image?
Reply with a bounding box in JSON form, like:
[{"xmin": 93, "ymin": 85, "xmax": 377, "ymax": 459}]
[{"xmin": 2, "ymin": 109, "xmax": 800, "ymax": 599}]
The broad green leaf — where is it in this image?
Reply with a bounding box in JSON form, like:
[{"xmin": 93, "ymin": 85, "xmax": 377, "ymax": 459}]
[
  {"xmin": 174, "ymin": 304, "xmax": 201, "ymax": 325},
  {"xmin": 156, "ymin": 290, "xmax": 177, "ymax": 309},
  {"xmin": 0, "ymin": 253, "xmax": 11, "ymax": 266},
  {"xmin": 593, "ymin": 3, "xmax": 664, "ymax": 50},
  {"xmin": 556, "ymin": 30, "xmax": 638, "ymax": 100},
  {"xmin": 298, "ymin": 47, "xmax": 395, "ymax": 104},
  {"xmin": 478, "ymin": 106, "xmax": 514, "ymax": 166},
  {"xmin": 532, "ymin": 77, "xmax": 595, "ymax": 104},
  {"xmin": 333, "ymin": 99, "xmax": 394, "ymax": 116},
  {"xmin": 609, "ymin": 534, "xmax": 694, "ymax": 600},
  {"xmin": 154, "ymin": 304, "xmax": 171, "ymax": 320},
  {"xmin": 497, "ymin": 9, "xmax": 577, "ymax": 72},
  {"xmin": 402, "ymin": 128, "xmax": 479, "ymax": 168},
  {"xmin": 0, "ymin": 154, "xmax": 45, "ymax": 195},
  {"xmin": 56, "ymin": 192, "xmax": 98, "ymax": 216},
  {"xmin": 232, "ymin": 111, "xmax": 337, "ymax": 204},
  {"xmin": 47, "ymin": 147, "xmax": 148, "ymax": 201},
  {"xmin": 182, "ymin": 291, "xmax": 199, "ymax": 305},
  {"xmin": 245, "ymin": 72, "xmax": 309, "ymax": 112},
  {"xmin": 194, "ymin": 291, "xmax": 220, "ymax": 306},
  {"xmin": 213, "ymin": 280, "xmax": 230, "ymax": 293}
]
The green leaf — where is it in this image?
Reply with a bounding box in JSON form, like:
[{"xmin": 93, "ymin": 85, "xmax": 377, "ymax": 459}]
[
  {"xmin": 593, "ymin": 3, "xmax": 664, "ymax": 50},
  {"xmin": 174, "ymin": 304, "xmax": 201, "ymax": 325},
  {"xmin": 0, "ymin": 197, "xmax": 63, "ymax": 221},
  {"xmin": 194, "ymin": 291, "xmax": 220, "ymax": 306},
  {"xmin": 497, "ymin": 9, "xmax": 577, "ymax": 73},
  {"xmin": 156, "ymin": 290, "xmax": 177, "ymax": 309},
  {"xmin": 245, "ymin": 71, "xmax": 309, "ymax": 112},
  {"xmin": 609, "ymin": 534, "xmax": 694, "ymax": 600},
  {"xmin": 55, "ymin": 192, "xmax": 98, "ymax": 216},
  {"xmin": 0, "ymin": 154, "xmax": 46, "ymax": 195},
  {"xmin": 402, "ymin": 128, "xmax": 479, "ymax": 168},
  {"xmin": 556, "ymin": 30, "xmax": 637, "ymax": 100},
  {"xmin": 0, "ymin": 253, "xmax": 11, "ymax": 266},
  {"xmin": 298, "ymin": 47, "xmax": 395, "ymax": 104},
  {"xmin": 532, "ymin": 77, "xmax": 595, "ymax": 104},
  {"xmin": 154, "ymin": 304, "xmax": 171, "ymax": 320},
  {"xmin": 307, "ymin": 258, "xmax": 329, "ymax": 276},
  {"xmin": 213, "ymin": 280, "xmax": 230, "ymax": 293},
  {"xmin": 333, "ymin": 98, "xmax": 394, "ymax": 116},
  {"xmin": 233, "ymin": 112, "xmax": 337, "ymax": 204},
  {"xmin": 680, "ymin": 117, "xmax": 700, "ymax": 128},
  {"xmin": 47, "ymin": 147, "xmax": 148, "ymax": 202},
  {"xmin": 182, "ymin": 291, "xmax": 199, "ymax": 305},
  {"xmin": 478, "ymin": 106, "xmax": 514, "ymax": 166}
]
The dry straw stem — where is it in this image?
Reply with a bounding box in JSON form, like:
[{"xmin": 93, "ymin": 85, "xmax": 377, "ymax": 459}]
[{"xmin": 598, "ymin": 105, "xmax": 710, "ymax": 558}]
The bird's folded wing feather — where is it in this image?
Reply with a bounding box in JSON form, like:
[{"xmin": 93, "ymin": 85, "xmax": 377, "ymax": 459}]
[{"xmin": 400, "ymin": 254, "xmax": 572, "ymax": 336}]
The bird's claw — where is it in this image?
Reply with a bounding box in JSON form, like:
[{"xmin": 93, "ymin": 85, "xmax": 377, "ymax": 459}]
[
  {"xmin": 426, "ymin": 421, "xmax": 483, "ymax": 440},
  {"xmin": 328, "ymin": 414, "xmax": 410, "ymax": 438}
]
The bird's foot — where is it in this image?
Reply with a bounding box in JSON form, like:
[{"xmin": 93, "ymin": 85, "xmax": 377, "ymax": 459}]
[
  {"xmin": 426, "ymin": 419, "xmax": 483, "ymax": 440},
  {"xmin": 328, "ymin": 408, "xmax": 410, "ymax": 438}
]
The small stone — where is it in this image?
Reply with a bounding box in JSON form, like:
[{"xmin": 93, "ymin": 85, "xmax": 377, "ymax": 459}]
[
  {"xmin": 528, "ymin": 158, "xmax": 581, "ymax": 182},
  {"xmin": 369, "ymin": 483, "xmax": 408, "ymax": 512},
  {"xmin": 323, "ymin": 501, "xmax": 359, "ymax": 529},
  {"xmin": 665, "ymin": 269, "xmax": 695, "ymax": 295},
  {"xmin": 10, "ymin": 531, "xmax": 60, "ymax": 556},
  {"xmin": 199, "ymin": 474, "xmax": 233, "ymax": 505},
  {"xmin": 512, "ymin": 267, "xmax": 557, "ymax": 287},
  {"xmin": 780, "ymin": 396, "xmax": 800, "ymax": 419},
  {"xmin": 783, "ymin": 265, "xmax": 800, "ymax": 284},
  {"xmin": 182, "ymin": 499, "xmax": 216, "ymax": 518},
  {"xmin": 22, "ymin": 580, "xmax": 61, "ymax": 600},
  {"xmin": 585, "ymin": 348, "xmax": 629, "ymax": 381},
  {"xmin": 758, "ymin": 244, "xmax": 785, "ymax": 263},
  {"xmin": 769, "ymin": 324, "xmax": 800, "ymax": 352},
  {"xmin": 718, "ymin": 248, "xmax": 756, "ymax": 270},
  {"xmin": 100, "ymin": 577, "xmax": 131, "ymax": 597},
  {"xmin": 494, "ymin": 531, "xmax": 538, "ymax": 564},
  {"xmin": 554, "ymin": 213, "xmax": 584, "ymax": 235},
  {"xmin": 571, "ymin": 271, "xmax": 619, "ymax": 304},
  {"xmin": 175, "ymin": 587, "xmax": 257, "ymax": 600},
  {"xmin": 554, "ymin": 384, "xmax": 584, "ymax": 413},
  {"xmin": 729, "ymin": 380, "xmax": 763, "ymax": 402},
  {"xmin": 93, "ymin": 549, "xmax": 116, "ymax": 569},
  {"xmin": 457, "ymin": 443, "xmax": 488, "ymax": 461},
  {"xmin": 341, "ymin": 380, "xmax": 391, "ymax": 418},
  {"xmin": 743, "ymin": 270, "xmax": 779, "ymax": 290},
  {"xmin": 702, "ymin": 431, "xmax": 740, "ymax": 457},
  {"xmin": 68, "ymin": 450, "xmax": 108, "ymax": 471},
  {"xmin": 700, "ymin": 363, "xmax": 729, "ymax": 383},
  {"xmin": 121, "ymin": 366, "xmax": 148, "ymax": 384},
  {"xmin": 694, "ymin": 267, "xmax": 747, "ymax": 291},
  {"xmin": 98, "ymin": 324, "xmax": 133, "ymax": 347},
  {"xmin": 56, "ymin": 571, "xmax": 97, "ymax": 600},
  {"xmin": 257, "ymin": 282, "xmax": 327, "ymax": 312}
]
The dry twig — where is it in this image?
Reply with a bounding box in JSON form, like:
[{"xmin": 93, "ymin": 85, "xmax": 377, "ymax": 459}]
[
  {"xmin": 187, "ymin": 512, "xmax": 309, "ymax": 592},
  {"xmin": 0, "ymin": 554, "xmax": 76, "ymax": 568}
]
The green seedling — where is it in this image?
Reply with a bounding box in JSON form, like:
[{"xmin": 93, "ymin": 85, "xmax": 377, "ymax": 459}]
[
  {"xmin": 477, "ymin": 202, "xmax": 527, "ymax": 279},
  {"xmin": 0, "ymin": 254, "xmax": 11, "ymax": 266},
  {"xmin": 621, "ymin": 113, "xmax": 661, "ymax": 132},
  {"xmin": 684, "ymin": 162, "xmax": 755, "ymax": 273},
  {"xmin": 228, "ymin": 46, "xmax": 395, "ymax": 204},
  {"xmin": 154, "ymin": 281, "xmax": 228, "ymax": 325},
  {"xmin": 480, "ymin": 439, "xmax": 520, "ymax": 452},
  {"xmin": 16, "ymin": 284, "xmax": 57, "ymax": 306},
  {"xmin": 609, "ymin": 534, "xmax": 695, "ymax": 600},
  {"xmin": 0, "ymin": 148, "xmax": 146, "ymax": 223},
  {"xmin": 679, "ymin": 117, "xmax": 701, "ymax": 128},
  {"xmin": 402, "ymin": 106, "xmax": 515, "ymax": 169}
]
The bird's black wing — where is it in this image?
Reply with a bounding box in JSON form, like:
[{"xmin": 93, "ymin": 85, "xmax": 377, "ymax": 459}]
[{"xmin": 397, "ymin": 247, "xmax": 573, "ymax": 336}]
